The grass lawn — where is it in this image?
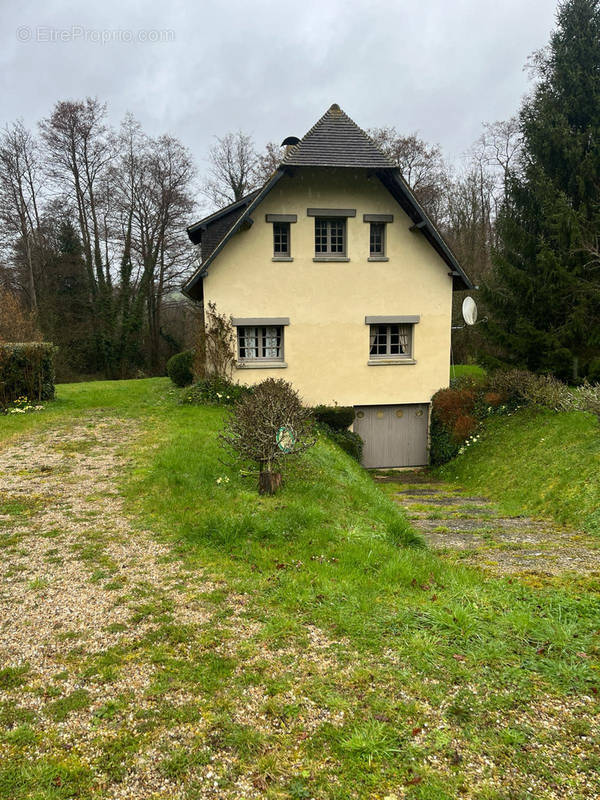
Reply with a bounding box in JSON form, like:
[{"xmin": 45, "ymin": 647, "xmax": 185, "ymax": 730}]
[
  {"xmin": 449, "ymin": 364, "xmax": 486, "ymax": 382},
  {"xmin": 439, "ymin": 406, "xmax": 600, "ymax": 536},
  {"xmin": 0, "ymin": 378, "xmax": 598, "ymax": 799}
]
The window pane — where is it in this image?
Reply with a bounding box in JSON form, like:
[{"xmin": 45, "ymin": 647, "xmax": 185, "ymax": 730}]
[
  {"xmin": 315, "ymin": 219, "xmax": 327, "ymax": 253},
  {"xmin": 238, "ymin": 326, "xmax": 259, "ymax": 359},
  {"xmin": 263, "ymin": 326, "xmax": 281, "ymax": 358},
  {"xmin": 370, "ymin": 324, "xmax": 388, "ymax": 355},
  {"xmin": 389, "ymin": 325, "xmax": 400, "ymax": 354}
]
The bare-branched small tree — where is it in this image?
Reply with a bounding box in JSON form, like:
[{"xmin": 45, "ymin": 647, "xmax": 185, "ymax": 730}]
[{"xmin": 219, "ymin": 378, "xmax": 315, "ymax": 494}]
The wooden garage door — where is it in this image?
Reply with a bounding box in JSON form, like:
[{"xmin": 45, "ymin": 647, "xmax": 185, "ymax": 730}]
[{"xmin": 353, "ymin": 404, "xmax": 429, "ymax": 468}]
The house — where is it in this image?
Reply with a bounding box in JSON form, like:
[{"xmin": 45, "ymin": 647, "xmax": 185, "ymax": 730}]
[{"xmin": 183, "ymin": 104, "xmax": 472, "ymax": 468}]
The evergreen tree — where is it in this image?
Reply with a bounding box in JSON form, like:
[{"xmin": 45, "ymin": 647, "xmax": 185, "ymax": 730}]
[
  {"xmin": 484, "ymin": 0, "xmax": 600, "ymax": 379},
  {"xmin": 37, "ymin": 216, "xmax": 100, "ymax": 377}
]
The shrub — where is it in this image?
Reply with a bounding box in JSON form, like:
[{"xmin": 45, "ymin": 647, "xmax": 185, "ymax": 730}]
[
  {"xmin": 487, "ymin": 369, "xmax": 570, "ymax": 410},
  {"xmin": 328, "ymin": 429, "xmax": 363, "ymax": 462},
  {"xmin": 560, "ymin": 380, "xmax": 600, "ymax": 418},
  {"xmin": 220, "ymin": 378, "xmax": 316, "ymax": 494},
  {"xmin": 312, "ymin": 405, "xmax": 355, "ymax": 431},
  {"xmin": 0, "ymin": 343, "xmax": 57, "ymax": 407},
  {"xmin": 429, "ymin": 416, "xmax": 460, "ymax": 466},
  {"xmin": 430, "ymin": 387, "xmax": 478, "ymax": 436},
  {"xmin": 167, "ymin": 350, "xmax": 194, "ymax": 387},
  {"xmin": 0, "ymin": 288, "xmax": 41, "ymax": 342},
  {"xmin": 180, "ymin": 376, "xmax": 250, "ymax": 406}
]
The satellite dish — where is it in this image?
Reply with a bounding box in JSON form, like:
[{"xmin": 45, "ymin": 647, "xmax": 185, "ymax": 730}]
[{"xmin": 462, "ymin": 296, "xmax": 478, "ymax": 326}]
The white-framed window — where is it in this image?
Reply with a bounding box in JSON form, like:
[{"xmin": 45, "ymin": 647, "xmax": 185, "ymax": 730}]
[
  {"xmin": 237, "ymin": 325, "xmax": 284, "ymax": 362},
  {"xmin": 369, "ymin": 323, "xmax": 413, "ymax": 359},
  {"xmin": 315, "ymin": 218, "xmax": 346, "ymax": 256}
]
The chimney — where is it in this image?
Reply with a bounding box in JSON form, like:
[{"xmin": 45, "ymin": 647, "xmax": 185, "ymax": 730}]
[{"xmin": 281, "ymin": 136, "xmax": 300, "ymax": 156}]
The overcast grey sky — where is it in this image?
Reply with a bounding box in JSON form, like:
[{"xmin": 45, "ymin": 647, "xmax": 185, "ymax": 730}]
[{"xmin": 1, "ymin": 0, "xmax": 557, "ymax": 173}]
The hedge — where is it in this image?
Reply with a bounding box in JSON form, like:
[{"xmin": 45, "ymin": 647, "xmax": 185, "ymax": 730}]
[
  {"xmin": 328, "ymin": 428, "xmax": 364, "ymax": 462},
  {"xmin": 312, "ymin": 405, "xmax": 355, "ymax": 430},
  {"xmin": 0, "ymin": 343, "xmax": 57, "ymax": 407}
]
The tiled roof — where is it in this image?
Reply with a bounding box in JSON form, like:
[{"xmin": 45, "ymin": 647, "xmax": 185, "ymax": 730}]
[
  {"xmin": 282, "ymin": 104, "xmax": 395, "ymax": 169},
  {"xmin": 187, "ymin": 190, "xmax": 260, "ymax": 248}
]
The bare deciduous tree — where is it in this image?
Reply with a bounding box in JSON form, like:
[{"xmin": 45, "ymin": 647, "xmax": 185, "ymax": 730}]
[
  {"xmin": 204, "ymin": 131, "xmax": 259, "ymax": 206},
  {"xmin": 36, "ymin": 100, "xmax": 197, "ymax": 377},
  {"xmin": 40, "ymin": 98, "xmax": 116, "ymax": 370},
  {"xmin": 474, "ymin": 117, "xmax": 522, "ymax": 193},
  {"xmin": 0, "ymin": 121, "xmax": 45, "ymax": 310},
  {"xmin": 368, "ymin": 127, "xmax": 450, "ymax": 222},
  {"xmin": 253, "ymin": 141, "xmax": 285, "ymax": 185},
  {"xmin": 113, "ymin": 121, "xmax": 196, "ymax": 372}
]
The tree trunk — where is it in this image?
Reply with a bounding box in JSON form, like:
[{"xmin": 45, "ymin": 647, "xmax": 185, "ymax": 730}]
[{"xmin": 258, "ymin": 471, "xmax": 282, "ymax": 495}]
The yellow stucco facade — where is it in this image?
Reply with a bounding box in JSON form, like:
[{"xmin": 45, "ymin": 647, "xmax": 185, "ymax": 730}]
[{"xmin": 202, "ymin": 168, "xmax": 453, "ymax": 408}]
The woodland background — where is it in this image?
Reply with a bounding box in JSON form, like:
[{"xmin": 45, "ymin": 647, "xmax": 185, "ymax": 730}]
[{"xmin": 1, "ymin": 0, "xmax": 598, "ymax": 383}]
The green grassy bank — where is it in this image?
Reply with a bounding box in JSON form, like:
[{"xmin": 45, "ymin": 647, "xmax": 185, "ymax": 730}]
[{"xmin": 439, "ymin": 406, "xmax": 600, "ymax": 535}]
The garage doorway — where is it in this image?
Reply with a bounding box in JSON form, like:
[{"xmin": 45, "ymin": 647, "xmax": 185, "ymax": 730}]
[{"xmin": 353, "ymin": 404, "xmax": 429, "ymax": 468}]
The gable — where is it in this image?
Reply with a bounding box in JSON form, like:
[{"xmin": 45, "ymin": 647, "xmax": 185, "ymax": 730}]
[
  {"xmin": 183, "ymin": 105, "xmax": 472, "ymax": 299},
  {"xmin": 202, "ymin": 169, "xmax": 454, "ymax": 291}
]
